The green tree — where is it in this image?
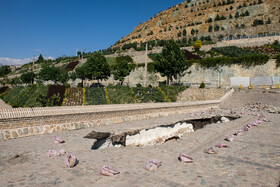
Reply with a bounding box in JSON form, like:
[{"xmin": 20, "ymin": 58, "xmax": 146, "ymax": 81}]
[
  {"xmin": 183, "ymin": 29, "xmax": 187, "ymax": 36},
  {"xmin": 21, "ymin": 72, "xmax": 36, "ymax": 84},
  {"xmin": 0, "ymin": 65, "xmax": 11, "ymax": 77},
  {"xmin": 111, "ymin": 60, "xmax": 132, "ymax": 85},
  {"xmin": 84, "ymin": 52, "xmax": 111, "ymax": 83},
  {"xmin": 75, "ymin": 64, "xmax": 87, "ymax": 87},
  {"xmin": 0, "ymin": 77, "xmax": 10, "ymax": 86},
  {"xmin": 11, "ymin": 77, "xmax": 21, "ymax": 86},
  {"xmin": 193, "ymin": 40, "xmax": 202, "ymax": 51},
  {"xmin": 208, "ymin": 25, "xmax": 213, "ymax": 32},
  {"xmin": 36, "ymin": 54, "xmax": 45, "ymax": 64},
  {"xmin": 177, "ymin": 31, "xmax": 182, "ymax": 38},
  {"xmin": 38, "ymin": 65, "xmax": 60, "ymax": 84},
  {"xmin": 155, "ymin": 40, "xmax": 191, "ymax": 85},
  {"xmin": 58, "ymin": 71, "xmax": 69, "ymax": 85},
  {"xmin": 191, "ymin": 29, "xmax": 195, "ymax": 35},
  {"xmin": 77, "ymin": 51, "xmax": 82, "ymax": 58}
]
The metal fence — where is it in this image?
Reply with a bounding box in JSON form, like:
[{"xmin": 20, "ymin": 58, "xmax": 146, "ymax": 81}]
[
  {"xmin": 222, "ymin": 33, "xmax": 280, "ymax": 41},
  {"xmin": 230, "ymin": 76, "xmax": 280, "ymax": 87}
]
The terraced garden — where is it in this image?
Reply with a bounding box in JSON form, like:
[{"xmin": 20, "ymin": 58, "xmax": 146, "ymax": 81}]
[{"xmin": 1, "ymin": 85, "xmax": 189, "ymax": 108}]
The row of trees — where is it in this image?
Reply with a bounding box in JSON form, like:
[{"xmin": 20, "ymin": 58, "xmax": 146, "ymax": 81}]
[
  {"xmin": 59, "ymin": 40, "xmax": 192, "ymax": 86},
  {"xmin": 4, "ymin": 40, "xmax": 192, "ymax": 87}
]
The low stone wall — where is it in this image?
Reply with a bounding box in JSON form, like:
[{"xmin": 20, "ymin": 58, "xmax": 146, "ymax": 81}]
[{"xmin": 0, "ymin": 89, "xmax": 234, "ymax": 141}]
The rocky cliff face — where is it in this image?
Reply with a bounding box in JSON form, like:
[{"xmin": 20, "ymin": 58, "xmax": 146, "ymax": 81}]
[{"xmin": 113, "ymin": 0, "xmax": 280, "ymax": 48}]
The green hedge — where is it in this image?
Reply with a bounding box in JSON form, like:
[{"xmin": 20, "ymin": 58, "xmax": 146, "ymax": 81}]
[
  {"xmin": 106, "ymin": 85, "xmax": 135, "ymax": 104},
  {"xmin": 2, "ymin": 86, "xmax": 24, "ymax": 104},
  {"xmin": 212, "ymin": 46, "xmax": 256, "ymax": 57},
  {"xmin": 159, "ymin": 85, "xmax": 189, "ymax": 102},
  {"xmin": 132, "ymin": 87, "xmax": 165, "ymax": 103},
  {"xmin": 196, "ymin": 54, "xmax": 270, "ymax": 68},
  {"xmin": 85, "ymin": 87, "xmax": 107, "ymax": 105},
  {"xmin": 116, "ymin": 56, "xmax": 134, "ymax": 63},
  {"xmin": 25, "ymin": 84, "xmax": 48, "ymax": 107},
  {"xmin": 7, "ymin": 86, "xmax": 33, "ymax": 107},
  {"xmin": 18, "ymin": 85, "xmax": 37, "ymax": 107}
]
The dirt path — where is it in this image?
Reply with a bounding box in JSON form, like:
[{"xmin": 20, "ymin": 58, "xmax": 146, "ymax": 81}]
[{"xmin": 0, "ymin": 91, "xmax": 279, "ymax": 186}]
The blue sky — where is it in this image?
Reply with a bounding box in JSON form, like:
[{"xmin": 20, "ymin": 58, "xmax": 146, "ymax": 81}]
[{"xmin": 0, "ymin": 0, "xmax": 184, "ymax": 65}]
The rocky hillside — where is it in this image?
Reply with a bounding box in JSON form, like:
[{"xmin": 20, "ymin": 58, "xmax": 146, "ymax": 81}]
[{"xmin": 113, "ymin": 0, "xmax": 280, "ymax": 49}]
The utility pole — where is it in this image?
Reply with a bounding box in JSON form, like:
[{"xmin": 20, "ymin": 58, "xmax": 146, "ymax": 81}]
[
  {"xmin": 32, "ymin": 56, "xmax": 35, "ymax": 71},
  {"xmin": 144, "ymin": 41, "xmax": 148, "ymax": 87}
]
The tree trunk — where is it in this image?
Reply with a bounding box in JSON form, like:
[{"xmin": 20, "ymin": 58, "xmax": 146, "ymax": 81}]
[{"xmin": 166, "ymin": 76, "xmax": 170, "ymax": 85}]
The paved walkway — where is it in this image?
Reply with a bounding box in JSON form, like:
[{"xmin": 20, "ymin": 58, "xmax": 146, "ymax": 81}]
[{"xmin": 0, "ymin": 91, "xmax": 279, "ymax": 186}]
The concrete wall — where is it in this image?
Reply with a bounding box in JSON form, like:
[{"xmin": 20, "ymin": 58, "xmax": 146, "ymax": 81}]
[{"xmin": 81, "ymin": 59, "xmax": 279, "ymax": 87}]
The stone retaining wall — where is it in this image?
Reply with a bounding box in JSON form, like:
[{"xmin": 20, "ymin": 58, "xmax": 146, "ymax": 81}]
[{"xmin": 0, "ymin": 89, "xmax": 234, "ymax": 141}]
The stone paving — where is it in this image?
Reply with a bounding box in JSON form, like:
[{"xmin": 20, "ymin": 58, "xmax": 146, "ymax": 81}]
[{"xmin": 0, "ymin": 91, "xmax": 279, "ymax": 186}]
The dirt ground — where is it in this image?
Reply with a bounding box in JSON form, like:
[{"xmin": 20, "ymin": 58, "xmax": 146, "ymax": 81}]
[
  {"xmin": 177, "ymin": 88, "xmax": 227, "ymax": 102},
  {"xmin": 0, "ymin": 90, "xmax": 279, "ymax": 187}
]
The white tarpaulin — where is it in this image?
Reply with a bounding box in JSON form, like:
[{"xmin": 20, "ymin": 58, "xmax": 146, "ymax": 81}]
[
  {"xmin": 251, "ymin": 76, "xmax": 273, "ymax": 86},
  {"xmin": 272, "ymin": 76, "xmax": 280, "ymax": 84},
  {"xmin": 230, "ymin": 77, "xmax": 250, "ymax": 87}
]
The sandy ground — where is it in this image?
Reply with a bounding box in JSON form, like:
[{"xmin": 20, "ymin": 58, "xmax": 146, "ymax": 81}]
[
  {"xmin": 0, "ymin": 99, "xmax": 11, "ymax": 109},
  {"xmin": 0, "ymin": 90, "xmax": 279, "ymax": 187},
  {"xmin": 177, "ymin": 88, "xmax": 227, "ymax": 102}
]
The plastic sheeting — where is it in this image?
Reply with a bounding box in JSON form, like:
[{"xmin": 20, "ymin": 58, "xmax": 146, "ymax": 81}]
[
  {"xmin": 272, "ymin": 76, "xmax": 280, "ymax": 85},
  {"xmin": 230, "ymin": 77, "xmax": 250, "ymax": 87},
  {"xmin": 251, "ymin": 77, "xmax": 273, "ymax": 86}
]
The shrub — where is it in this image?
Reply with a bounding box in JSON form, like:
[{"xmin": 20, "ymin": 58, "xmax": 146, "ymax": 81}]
[
  {"xmin": 7, "ymin": 86, "xmax": 35, "ymax": 108},
  {"xmin": 0, "ymin": 86, "xmax": 9, "ymax": 95},
  {"xmin": 199, "ymin": 82, "xmax": 206, "ymax": 88},
  {"xmin": 214, "ymin": 24, "xmax": 220, "ymax": 31},
  {"xmin": 2, "ymin": 87, "xmax": 24, "ymax": 103},
  {"xmin": 85, "ymin": 87, "xmax": 107, "ymax": 105},
  {"xmin": 132, "ymin": 87, "xmax": 165, "ymax": 103},
  {"xmin": 193, "ymin": 40, "xmax": 202, "ymax": 51},
  {"xmin": 63, "ymin": 87, "xmax": 83, "ymax": 106},
  {"xmin": 208, "ymin": 25, "xmax": 213, "ymax": 32},
  {"xmin": 47, "ymin": 85, "xmax": 66, "ymax": 106},
  {"xmin": 252, "ymin": 19, "xmax": 264, "ymax": 26},
  {"xmin": 106, "ymin": 85, "xmax": 135, "ymax": 104},
  {"xmin": 66, "ymin": 61, "xmax": 79, "ymax": 70},
  {"xmin": 212, "ymin": 46, "xmax": 256, "ymax": 57},
  {"xmin": 0, "ymin": 86, "xmax": 10, "ymax": 99},
  {"xmin": 25, "ymin": 84, "xmax": 48, "ymax": 107},
  {"xmin": 196, "ymin": 54, "xmax": 269, "ymax": 68},
  {"xmin": 159, "ymin": 85, "xmax": 189, "ymax": 102},
  {"xmin": 18, "ymin": 84, "xmax": 37, "ymax": 107},
  {"xmin": 183, "ymin": 50, "xmax": 202, "ymax": 60},
  {"xmin": 116, "ymin": 56, "xmax": 133, "ymax": 63}
]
